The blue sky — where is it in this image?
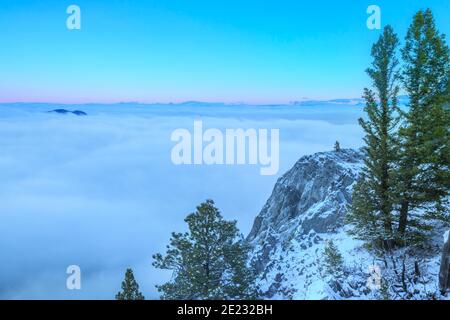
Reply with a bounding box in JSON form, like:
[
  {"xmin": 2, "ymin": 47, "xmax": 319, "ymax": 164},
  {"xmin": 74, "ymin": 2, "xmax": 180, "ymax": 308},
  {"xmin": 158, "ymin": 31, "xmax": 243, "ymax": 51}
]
[{"xmin": 0, "ymin": 0, "xmax": 449, "ymax": 104}]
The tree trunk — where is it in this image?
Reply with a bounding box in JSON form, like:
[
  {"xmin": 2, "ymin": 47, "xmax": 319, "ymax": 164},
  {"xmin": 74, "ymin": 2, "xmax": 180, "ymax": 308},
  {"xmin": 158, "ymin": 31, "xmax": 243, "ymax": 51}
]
[{"xmin": 398, "ymin": 199, "xmax": 409, "ymax": 236}]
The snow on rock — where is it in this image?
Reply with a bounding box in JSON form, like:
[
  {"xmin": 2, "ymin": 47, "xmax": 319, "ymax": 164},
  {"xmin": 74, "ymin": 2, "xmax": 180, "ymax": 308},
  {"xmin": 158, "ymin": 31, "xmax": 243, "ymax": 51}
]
[
  {"xmin": 247, "ymin": 149, "xmax": 366, "ymax": 299},
  {"xmin": 247, "ymin": 149, "xmax": 448, "ymax": 300}
]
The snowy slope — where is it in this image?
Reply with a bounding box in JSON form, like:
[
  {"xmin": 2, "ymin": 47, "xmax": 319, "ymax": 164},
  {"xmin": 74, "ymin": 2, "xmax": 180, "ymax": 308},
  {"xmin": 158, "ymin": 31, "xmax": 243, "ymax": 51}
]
[
  {"xmin": 247, "ymin": 149, "xmax": 365, "ymax": 299},
  {"xmin": 247, "ymin": 149, "xmax": 448, "ymax": 300}
]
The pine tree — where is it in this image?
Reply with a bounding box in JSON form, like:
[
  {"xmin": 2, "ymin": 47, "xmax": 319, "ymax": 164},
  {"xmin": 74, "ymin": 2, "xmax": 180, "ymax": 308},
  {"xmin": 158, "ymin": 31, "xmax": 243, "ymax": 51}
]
[
  {"xmin": 321, "ymin": 240, "xmax": 349, "ymax": 298},
  {"xmin": 115, "ymin": 268, "xmax": 145, "ymax": 300},
  {"xmin": 396, "ymin": 9, "xmax": 450, "ymax": 244},
  {"xmin": 152, "ymin": 200, "xmax": 258, "ymax": 300},
  {"xmin": 346, "ymin": 26, "xmax": 400, "ymax": 249},
  {"xmin": 323, "ymin": 240, "xmax": 344, "ymax": 278},
  {"xmin": 346, "ymin": 173, "xmax": 381, "ymax": 245},
  {"xmin": 334, "ymin": 141, "xmax": 341, "ymax": 152}
]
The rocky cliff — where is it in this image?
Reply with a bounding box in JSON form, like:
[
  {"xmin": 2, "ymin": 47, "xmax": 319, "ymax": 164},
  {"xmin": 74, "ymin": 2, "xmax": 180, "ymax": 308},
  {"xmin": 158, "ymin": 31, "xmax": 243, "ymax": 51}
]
[
  {"xmin": 247, "ymin": 149, "xmax": 365, "ymax": 299},
  {"xmin": 247, "ymin": 149, "xmax": 447, "ymax": 300}
]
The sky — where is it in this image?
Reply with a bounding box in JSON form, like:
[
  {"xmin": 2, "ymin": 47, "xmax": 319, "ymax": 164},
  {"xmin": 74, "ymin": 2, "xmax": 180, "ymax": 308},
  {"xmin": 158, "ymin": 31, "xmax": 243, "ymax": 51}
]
[{"xmin": 0, "ymin": 0, "xmax": 449, "ymax": 103}]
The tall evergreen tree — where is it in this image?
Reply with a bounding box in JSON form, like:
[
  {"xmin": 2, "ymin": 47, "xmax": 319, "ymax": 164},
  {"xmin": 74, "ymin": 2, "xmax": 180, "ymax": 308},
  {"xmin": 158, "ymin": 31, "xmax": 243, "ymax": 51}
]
[
  {"xmin": 115, "ymin": 268, "xmax": 145, "ymax": 300},
  {"xmin": 347, "ymin": 26, "xmax": 400, "ymax": 249},
  {"xmin": 152, "ymin": 200, "xmax": 258, "ymax": 300},
  {"xmin": 396, "ymin": 9, "xmax": 450, "ymax": 243},
  {"xmin": 334, "ymin": 141, "xmax": 341, "ymax": 152}
]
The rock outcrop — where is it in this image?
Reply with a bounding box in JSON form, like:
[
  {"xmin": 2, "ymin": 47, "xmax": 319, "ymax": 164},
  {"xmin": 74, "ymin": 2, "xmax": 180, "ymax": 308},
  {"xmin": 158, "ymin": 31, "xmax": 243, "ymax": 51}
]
[
  {"xmin": 439, "ymin": 231, "xmax": 450, "ymax": 293},
  {"xmin": 247, "ymin": 148, "xmax": 448, "ymax": 300},
  {"xmin": 247, "ymin": 149, "xmax": 364, "ymax": 299}
]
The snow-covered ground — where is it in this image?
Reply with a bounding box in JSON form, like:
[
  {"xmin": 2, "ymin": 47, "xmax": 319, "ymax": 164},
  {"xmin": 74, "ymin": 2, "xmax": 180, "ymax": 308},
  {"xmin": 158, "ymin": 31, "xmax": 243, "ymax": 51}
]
[
  {"xmin": 247, "ymin": 149, "xmax": 448, "ymax": 300},
  {"xmin": 0, "ymin": 101, "xmax": 366, "ymax": 299}
]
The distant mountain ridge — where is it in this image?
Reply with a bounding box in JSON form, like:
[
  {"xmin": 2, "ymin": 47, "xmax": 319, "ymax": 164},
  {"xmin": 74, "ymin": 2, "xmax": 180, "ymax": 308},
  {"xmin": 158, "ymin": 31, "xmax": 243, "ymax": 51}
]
[
  {"xmin": 289, "ymin": 95, "xmax": 409, "ymax": 107},
  {"xmin": 0, "ymin": 96, "xmax": 410, "ymax": 108}
]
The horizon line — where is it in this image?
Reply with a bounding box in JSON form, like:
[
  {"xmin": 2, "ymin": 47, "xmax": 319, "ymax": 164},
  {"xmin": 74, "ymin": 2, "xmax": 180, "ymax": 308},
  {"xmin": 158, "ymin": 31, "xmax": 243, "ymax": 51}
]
[
  {"xmin": 0, "ymin": 96, "xmax": 411, "ymax": 107},
  {"xmin": 0, "ymin": 97, "xmax": 390, "ymax": 107}
]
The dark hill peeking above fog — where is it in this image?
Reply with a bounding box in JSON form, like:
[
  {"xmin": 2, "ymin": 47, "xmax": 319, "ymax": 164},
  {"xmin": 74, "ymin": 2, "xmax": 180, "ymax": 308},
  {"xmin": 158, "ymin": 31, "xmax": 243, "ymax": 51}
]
[{"xmin": 49, "ymin": 109, "xmax": 87, "ymax": 116}]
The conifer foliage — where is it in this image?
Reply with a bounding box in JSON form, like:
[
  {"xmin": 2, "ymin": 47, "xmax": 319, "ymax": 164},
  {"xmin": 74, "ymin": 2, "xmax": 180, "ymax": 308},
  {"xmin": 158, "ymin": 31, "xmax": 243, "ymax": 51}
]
[
  {"xmin": 347, "ymin": 25, "xmax": 401, "ymax": 248},
  {"xmin": 396, "ymin": 9, "xmax": 450, "ymax": 243},
  {"xmin": 152, "ymin": 200, "xmax": 258, "ymax": 300},
  {"xmin": 334, "ymin": 141, "xmax": 341, "ymax": 152},
  {"xmin": 115, "ymin": 268, "xmax": 145, "ymax": 300},
  {"xmin": 323, "ymin": 240, "xmax": 344, "ymax": 278},
  {"xmin": 348, "ymin": 9, "xmax": 449, "ymax": 249}
]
